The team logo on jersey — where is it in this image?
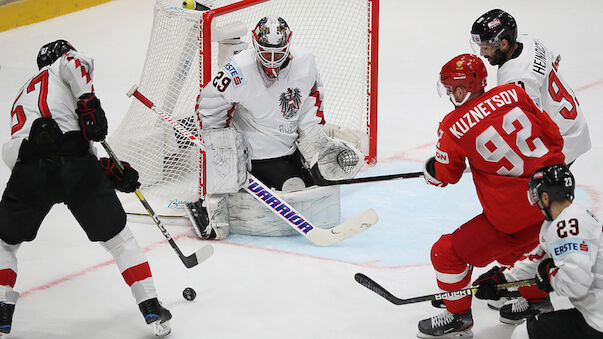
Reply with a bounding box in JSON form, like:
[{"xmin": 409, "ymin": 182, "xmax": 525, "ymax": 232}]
[
  {"xmin": 551, "ymin": 238, "xmax": 590, "ymax": 259},
  {"xmin": 456, "ymin": 60, "xmax": 464, "ymax": 70},
  {"xmin": 279, "ymin": 87, "xmax": 302, "ymax": 119}
]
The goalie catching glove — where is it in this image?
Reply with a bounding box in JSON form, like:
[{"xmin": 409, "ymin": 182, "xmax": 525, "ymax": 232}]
[
  {"xmin": 99, "ymin": 157, "xmax": 141, "ymax": 193},
  {"xmin": 297, "ymin": 125, "xmax": 363, "ymax": 181},
  {"xmin": 76, "ymin": 93, "xmax": 108, "ymax": 142}
]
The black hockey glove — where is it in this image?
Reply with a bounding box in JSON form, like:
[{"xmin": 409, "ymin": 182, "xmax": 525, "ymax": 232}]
[
  {"xmin": 472, "ymin": 266, "xmax": 507, "ymax": 300},
  {"xmin": 536, "ymin": 258, "xmax": 556, "ymax": 293},
  {"xmin": 76, "ymin": 93, "xmax": 108, "ymax": 142},
  {"xmin": 99, "ymin": 157, "xmax": 141, "ymax": 193}
]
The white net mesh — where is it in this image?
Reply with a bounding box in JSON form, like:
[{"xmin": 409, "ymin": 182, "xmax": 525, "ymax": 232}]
[{"xmin": 109, "ymin": 0, "xmax": 375, "ymax": 216}]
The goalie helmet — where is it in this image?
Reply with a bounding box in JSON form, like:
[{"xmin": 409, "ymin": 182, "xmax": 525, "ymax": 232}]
[
  {"xmin": 37, "ymin": 39, "xmax": 76, "ymax": 70},
  {"xmin": 471, "ymin": 9, "xmax": 517, "ymax": 50},
  {"xmin": 438, "ymin": 53, "xmax": 487, "ymax": 106},
  {"xmin": 251, "ymin": 16, "xmax": 292, "ymax": 79},
  {"xmin": 528, "ymin": 164, "xmax": 575, "ymax": 220}
]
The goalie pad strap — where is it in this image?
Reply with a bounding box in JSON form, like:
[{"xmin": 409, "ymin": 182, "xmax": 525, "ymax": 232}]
[{"xmin": 203, "ymin": 127, "xmax": 251, "ymax": 194}]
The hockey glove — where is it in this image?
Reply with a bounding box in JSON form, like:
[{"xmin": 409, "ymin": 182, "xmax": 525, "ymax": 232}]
[
  {"xmin": 472, "ymin": 266, "xmax": 507, "ymax": 300},
  {"xmin": 99, "ymin": 157, "xmax": 141, "ymax": 193},
  {"xmin": 536, "ymin": 258, "xmax": 556, "ymax": 293},
  {"xmin": 423, "ymin": 157, "xmax": 447, "ymax": 187},
  {"xmin": 76, "ymin": 93, "xmax": 108, "ymax": 142}
]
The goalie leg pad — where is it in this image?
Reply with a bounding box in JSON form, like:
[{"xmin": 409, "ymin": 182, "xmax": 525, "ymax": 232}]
[
  {"xmin": 203, "ymin": 127, "xmax": 251, "ymax": 194},
  {"xmin": 227, "ymin": 185, "xmax": 340, "ymax": 236},
  {"xmin": 298, "ymin": 125, "xmax": 363, "ymax": 181}
]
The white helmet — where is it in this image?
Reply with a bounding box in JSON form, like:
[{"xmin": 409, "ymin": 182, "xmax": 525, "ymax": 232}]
[{"xmin": 251, "ymin": 16, "xmax": 292, "ymax": 79}]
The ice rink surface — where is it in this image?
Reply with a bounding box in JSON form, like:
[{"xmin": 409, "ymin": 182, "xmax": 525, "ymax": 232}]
[{"xmin": 0, "ymin": 0, "xmax": 602, "ymax": 338}]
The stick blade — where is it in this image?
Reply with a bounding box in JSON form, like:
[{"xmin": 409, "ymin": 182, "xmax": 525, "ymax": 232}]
[
  {"xmin": 354, "ymin": 273, "xmax": 404, "ymax": 305},
  {"xmin": 182, "ymin": 244, "xmax": 214, "ymax": 268},
  {"xmin": 307, "ymin": 208, "xmax": 378, "ymax": 246}
]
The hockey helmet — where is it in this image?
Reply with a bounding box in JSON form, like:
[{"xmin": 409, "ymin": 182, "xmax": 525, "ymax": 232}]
[
  {"xmin": 252, "ymin": 16, "xmax": 292, "ymax": 79},
  {"xmin": 471, "ymin": 9, "xmax": 517, "ymax": 49},
  {"xmin": 438, "ymin": 53, "xmax": 487, "ymax": 106},
  {"xmin": 528, "ymin": 164, "xmax": 575, "ymax": 206},
  {"xmin": 37, "ymin": 39, "xmax": 76, "ymax": 69}
]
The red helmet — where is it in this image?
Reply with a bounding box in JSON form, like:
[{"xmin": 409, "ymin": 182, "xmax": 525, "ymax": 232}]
[{"xmin": 439, "ymin": 54, "xmax": 487, "ymax": 105}]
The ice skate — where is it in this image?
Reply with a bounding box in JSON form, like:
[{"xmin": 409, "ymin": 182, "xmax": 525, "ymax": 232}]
[
  {"xmin": 417, "ymin": 309, "xmax": 473, "ymax": 338},
  {"xmin": 499, "ymin": 296, "xmax": 553, "ymax": 324},
  {"xmin": 184, "ymin": 199, "xmax": 215, "ymax": 239},
  {"xmin": 487, "ymin": 296, "xmax": 512, "ymax": 310},
  {"xmin": 0, "ymin": 303, "xmax": 15, "ymax": 337},
  {"xmin": 139, "ymin": 298, "xmax": 172, "ymax": 337}
]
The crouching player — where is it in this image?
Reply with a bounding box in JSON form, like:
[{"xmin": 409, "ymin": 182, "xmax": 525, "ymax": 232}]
[
  {"xmin": 184, "ymin": 16, "xmax": 363, "ymax": 239},
  {"xmin": 474, "ymin": 164, "xmax": 603, "ymax": 338}
]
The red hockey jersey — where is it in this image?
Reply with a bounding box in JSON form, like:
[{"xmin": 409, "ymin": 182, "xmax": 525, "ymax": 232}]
[{"xmin": 434, "ymin": 83, "xmax": 564, "ymax": 234}]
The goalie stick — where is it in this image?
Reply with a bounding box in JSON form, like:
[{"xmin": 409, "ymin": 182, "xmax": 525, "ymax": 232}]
[
  {"xmin": 354, "ymin": 273, "xmax": 536, "ymax": 306},
  {"xmin": 100, "ymin": 140, "xmax": 214, "ymax": 268},
  {"xmin": 127, "ymin": 85, "xmax": 378, "ymax": 246}
]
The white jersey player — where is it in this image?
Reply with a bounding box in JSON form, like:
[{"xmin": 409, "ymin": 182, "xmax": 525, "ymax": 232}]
[
  {"xmin": 185, "ymin": 16, "xmax": 363, "ymax": 240},
  {"xmin": 506, "ymin": 165, "xmax": 602, "ymax": 339},
  {"xmin": 0, "ymin": 40, "xmax": 171, "ymax": 337},
  {"xmin": 471, "ymin": 9, "xmax": 591, "ymax": 165}
]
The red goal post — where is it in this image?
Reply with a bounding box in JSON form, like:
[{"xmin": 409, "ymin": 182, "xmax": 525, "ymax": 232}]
[{"xmin": 109, "ymin": 0, "xmax": 379, "ymax": 216}]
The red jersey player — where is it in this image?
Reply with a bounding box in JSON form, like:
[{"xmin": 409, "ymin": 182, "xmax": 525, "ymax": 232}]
[{"xmin": 417, "ymin": 53, "xmax": 565, "ymax": 338}]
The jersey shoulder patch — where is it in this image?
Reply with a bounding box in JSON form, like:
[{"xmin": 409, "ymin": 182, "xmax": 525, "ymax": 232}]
[{"xmin": 222, "ymin": 60, "xmax": 246, "ymax": 88}]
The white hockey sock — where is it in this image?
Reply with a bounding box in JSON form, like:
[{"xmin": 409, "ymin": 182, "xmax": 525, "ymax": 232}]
[
  {"xmin": 0, "ymin": 240, "xmax": 19, "ymax": 303},
  {"xmin": 100, "ymin": 227, "xmax": 157, "ymax": 304}
]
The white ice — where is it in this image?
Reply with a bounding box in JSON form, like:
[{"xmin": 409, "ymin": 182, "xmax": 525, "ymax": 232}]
[{"xmin": 0, "ymin": 0, "xmax": 602, "ymax": 338}]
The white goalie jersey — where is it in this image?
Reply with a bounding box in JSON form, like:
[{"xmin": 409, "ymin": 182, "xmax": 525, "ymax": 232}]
[
  {"xmin": 3, "ymin": 50, "xmax": 95, "ymax": 169},
  {"xmin": 196, "ymin": 46, "xmax": 325, "ymax": 160},
  {"xmin": 504, "ymin": 203, "xmax": 603, "ymax": 332},
  {"xmin": 497, "ymin": 34, "xmax": 591, "ymax": 164}
]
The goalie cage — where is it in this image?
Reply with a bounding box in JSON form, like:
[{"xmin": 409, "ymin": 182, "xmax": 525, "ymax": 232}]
[{"xmin": 108, "ymin": 0, "xmax": 379, "ymax": 218}]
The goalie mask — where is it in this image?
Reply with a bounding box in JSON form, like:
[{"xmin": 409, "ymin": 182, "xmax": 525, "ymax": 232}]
[
  {"xmin": 528, "ymin": 164, "xmax": 575, "ymax": 221},
  {"xmin": 37, "ymin": 39, "xmax": 76, "ymax": 70},
  {"xmin": 252, "ymin": 16, "xmax": 292, "ymax": 79},
  {"xmin": 437, "ymin": 53, "xmax": 487, "ymax": 106}
]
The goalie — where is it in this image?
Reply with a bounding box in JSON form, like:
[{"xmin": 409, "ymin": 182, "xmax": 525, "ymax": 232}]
[{"xmin": 185, "ymin": 16, "xmax": 364, "ymax": 239}]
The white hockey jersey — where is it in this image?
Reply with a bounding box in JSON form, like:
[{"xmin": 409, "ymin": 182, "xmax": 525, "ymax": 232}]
[
  {"xmin": 497, "ymin": 35, "xmax": 591, "ymax": 164},
  {"xmin": 504, "ymin": 203, "xmax": 603, "ymax": 332},
  {"xmin": 3, "ymin": 50, "xmax": 95, "ymax": 169},
  {"xmin": 197, "ymin": 46, "xmax": 325, "ymax": 160}
]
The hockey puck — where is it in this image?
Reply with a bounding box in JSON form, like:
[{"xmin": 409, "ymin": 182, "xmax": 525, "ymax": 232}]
[{"xmin": 183, "ymin": 287, "xmax": 196, "ymax": 301}]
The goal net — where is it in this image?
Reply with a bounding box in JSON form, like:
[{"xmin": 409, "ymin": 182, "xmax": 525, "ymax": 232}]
[{"xmin": 109, "ymin": 0, "xmax": 379, "ymax": 216}]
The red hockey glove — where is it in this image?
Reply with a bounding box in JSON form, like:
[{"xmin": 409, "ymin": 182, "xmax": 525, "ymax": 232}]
[
  {"xmin": 536, "ymin": 258, "xmax": 556, "ymax": 293},
  {"xmin": 472, "ymin": 266, "xmax": 507, "ymax": 300},
  {"xmin": 99, "ymin": 157, "xmax": 141, "ymax": 193},
  {"xmin": 423, "ymin": 157, "xmax": 447, "ymax": 187},
  {"xmin": 76, "ymin": 93, "xmax": 108, "ymax": 142}
]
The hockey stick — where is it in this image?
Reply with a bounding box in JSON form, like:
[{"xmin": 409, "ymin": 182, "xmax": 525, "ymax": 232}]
[
  {"xmin": 312, "ymin": 165, "xmax": 424, "ymax": 186},
  {"xmin": 100, "ymin": 140, "xmax": 214, "ymax": 268},
  {"xmin": 354, "ymin": 273, "xmax": 536, "ymax": 306},
  {"xmin": 127, "ymin": 85, "xmax": 378, "ymax": 246}
]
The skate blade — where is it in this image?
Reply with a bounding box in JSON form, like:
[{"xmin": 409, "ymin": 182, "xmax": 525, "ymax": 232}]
[
  {"xmin": 416, "ymin": 329, "xmax": 474, "ymax": 338},
  {"xmin": 499, "ymin": 316, "xmax": 526, "ymax": 325},
  {"xmin": 151, "ymin": 320, "xmax": 171, "ymax": 337}
]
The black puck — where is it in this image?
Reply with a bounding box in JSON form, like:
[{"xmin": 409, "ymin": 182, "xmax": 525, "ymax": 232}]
[{"xmin": 183, "ymin": 287, "xmax": 197, "ymax": 301}]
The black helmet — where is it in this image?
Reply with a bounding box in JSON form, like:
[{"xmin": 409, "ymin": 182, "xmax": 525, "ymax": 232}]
[
  {"xmin": 471, "ymin": 9, "xmax": 517, "ymax": 48},
  {"xmin": 37, "ymin": 39, "xmax": 76, "ymax": 69},
  {"xmin": 528, "ymin": 164, "xmax": 575, "ymax": 207}
]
